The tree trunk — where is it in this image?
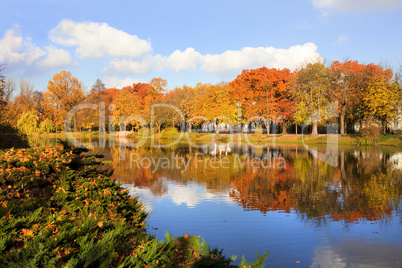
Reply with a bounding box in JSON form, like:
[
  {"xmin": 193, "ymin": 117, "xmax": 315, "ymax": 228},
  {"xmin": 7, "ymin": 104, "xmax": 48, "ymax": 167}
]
[
  {"xmin": 340, "ymin": 106, "xmax": 346, "ymax": 135},
  {"xmin": 295, "ymin": 124, "xmax": 298, "ymax": 135},
  {"xmin": 282, "ymin": 121, "xmax": 288, "ymax": 134},
  {"xmin": 312, "ymin": 119, "xmax": 318, "ymax": 137},
  {"xmin": 266, "ymin": 121, "xmax": 270, "ymax": 135}
]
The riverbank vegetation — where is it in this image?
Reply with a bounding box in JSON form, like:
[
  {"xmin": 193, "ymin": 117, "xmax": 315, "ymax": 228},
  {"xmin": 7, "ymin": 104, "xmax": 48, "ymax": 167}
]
[{"xmin": 0, "ymin": 144, "xmax": 268, "ymax": 267}]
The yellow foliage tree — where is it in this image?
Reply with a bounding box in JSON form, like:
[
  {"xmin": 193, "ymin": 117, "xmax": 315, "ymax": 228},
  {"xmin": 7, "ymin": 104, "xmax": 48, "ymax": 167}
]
[
  {"xmin": 43, "ymin": 71, "xmax": 85, "ymax": 131},
  {"xmin": 363, "ymin": 79, "xmax": 401, "ymax": 133}
]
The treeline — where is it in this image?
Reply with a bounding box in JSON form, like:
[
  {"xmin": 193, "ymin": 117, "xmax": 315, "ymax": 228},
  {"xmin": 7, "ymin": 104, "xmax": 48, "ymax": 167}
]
[{"xmin": 0, "ymin": 60, "xmax": 401, "ymax": 137}]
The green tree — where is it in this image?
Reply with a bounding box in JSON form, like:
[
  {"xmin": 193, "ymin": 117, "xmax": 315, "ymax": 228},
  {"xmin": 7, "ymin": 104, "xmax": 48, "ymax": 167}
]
[
  {"xmin": 17, "ymin": 111, "xmax": 39, "ymax": 135},
  {"xmin": 39, "ymin": 118, "xmax": 56, "ymax": 133}
]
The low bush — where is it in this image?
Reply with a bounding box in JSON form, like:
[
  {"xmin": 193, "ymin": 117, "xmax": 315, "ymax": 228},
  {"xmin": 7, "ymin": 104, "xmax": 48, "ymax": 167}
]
[
  {"xmin": 160, "ymin": 127, "xmax": 180, "ymax": 139},
  {"xmin": 0, "ymin": 143, "xmax": 267, "ymax": 267},
  {"xmin": 360, "ymin": 121, "xmax": 382, "ymax": 142},
  {"xmin": 358, "ymin": 136, "xmax": 372, "ymax": 146},
  {"xmin": 0, "ymin": 124, "xmax": 30, "ymax": 150}
]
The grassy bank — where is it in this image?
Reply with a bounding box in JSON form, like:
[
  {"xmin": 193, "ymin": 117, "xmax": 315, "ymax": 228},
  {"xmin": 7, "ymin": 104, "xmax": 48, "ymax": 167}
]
[
  {"xmin": 152, "ymin": 131, "xmax": 402, "ymax": 147},
  {"xmin": 0, "ymin": 144, "xmax": 267, "ymax": 267},
  {"xmin": 31, "ymin": 130, "xmax": 402, "ymax": 148},
  {"xmin": 30, "ymin": 131, "xmax": 102, "ymax": 139}
]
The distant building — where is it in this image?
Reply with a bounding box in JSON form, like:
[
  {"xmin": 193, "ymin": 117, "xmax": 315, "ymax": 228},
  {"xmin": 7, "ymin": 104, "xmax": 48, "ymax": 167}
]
[
  {"xmin": 354, "ymin": 107, "xmax": 402, "ymax": 134},
  {"xmin": 389, "ymin": 107, "xmax": 402, "ymax": 133}
]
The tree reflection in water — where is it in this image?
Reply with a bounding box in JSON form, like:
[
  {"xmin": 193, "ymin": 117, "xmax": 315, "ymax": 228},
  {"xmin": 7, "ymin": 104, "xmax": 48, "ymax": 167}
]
[{"xmin": 86, "ymin": 142, "xmax": 402, "ymax": 226}]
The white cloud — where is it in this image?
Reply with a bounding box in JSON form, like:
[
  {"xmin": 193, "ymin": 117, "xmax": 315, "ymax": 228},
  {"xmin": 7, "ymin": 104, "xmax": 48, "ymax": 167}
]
[
  {"xmin": 167, "ymin": 182, "xmax": 232, "ymax": 208},
  {"xmin": 37, "ymin": 45, "xmax": 74, "ymax": 68},
  {"xmin": 200, "ymin": 43, "xmax": 321, "ymax": 74},
  {"xmin": 312, "ymin": 0, "xmax": 402, "ymax": 12},
  {"xmin": 104, "ymin": 76, "xmax": 146, "ymax": 88},
  {"xmin": 152, "ymin": 43, "xmax": 321, "ymax": 76},
  {"xmin": 50, "ymin": 19, "xmax": 152, "ymax": 59},
  {"xmin": 25, "ymin": 41, "xmax": 46, "ymax": 64},
  {"xmin": 336, "ymin": 34, "xmax": 349, "ymax": 44},
  {"xmin": 104, "ymin": 57, "xmax": 153, "ymax": 74},
  {"xmin": 154, "ymin": 48, "xmax": 202, "ymax": 72},
  {"xmin": 0, "ymin": 26, "xmax": 45, "ymax": 64}
]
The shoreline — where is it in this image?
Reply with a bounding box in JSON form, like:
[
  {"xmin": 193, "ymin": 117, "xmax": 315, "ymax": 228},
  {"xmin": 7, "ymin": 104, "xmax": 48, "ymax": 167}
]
[{"xmin": 30, "ymin": 132, "xmax": 402, "ymax": 147}]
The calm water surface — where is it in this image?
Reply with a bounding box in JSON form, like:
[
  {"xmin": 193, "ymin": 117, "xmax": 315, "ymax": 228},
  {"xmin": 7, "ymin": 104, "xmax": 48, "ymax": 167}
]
[{"xmin": 31, "ymin": 136, "xmax": 402, "ymax": 267}]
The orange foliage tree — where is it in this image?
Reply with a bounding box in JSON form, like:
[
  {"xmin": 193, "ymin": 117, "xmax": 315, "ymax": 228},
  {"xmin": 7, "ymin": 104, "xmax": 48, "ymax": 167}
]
[
  {"xmin": 329, "ymin": 61, "xmax": 364, "ymax": 135},
  {"xmin": 111, "ymin": 79, "xmax": 165, "ymax": 131},
  {"xmin": 229, "ymin": 67, "xmax": 294, "ymax": 133},
  {"xmin": 42, "ymin": 71, "xmax": 85, "ymax": 131},
  {"xmin": 190, "ymin": 82, "xmax": 237, "ymax": 133}
]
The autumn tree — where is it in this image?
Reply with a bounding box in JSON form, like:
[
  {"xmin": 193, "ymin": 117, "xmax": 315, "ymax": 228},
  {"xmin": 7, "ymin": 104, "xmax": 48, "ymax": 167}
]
[
  {"xmin": 43, "ymin": 71, "xmax": 85, "ymax": 131},
  {"xmin": 111, "ymin": 80, "xmax": 165, "ymax": 132},
  {"xmin": 363, "ymin": 79, "xmax": 400, "ymax": 133},
  {"xmin": 229, "ymin": 67, "xmax": 294, "ymax": 134},
  {"xmin": 160, "ymin": 85, "xmax": 197, "ymax": 131},
  {"xmin": 0, "ymin": 76, "xmax": 20, "ymax": 127},
  {"xmin": 145, "ymin": 78, "xmax": 171, "ymax": 132},
  {"xmin": 0, "ymin": 69, "xmax": 17, "ymax": 125},
  {"xmin": 13, "ymin": 78, "xmax": 35, "ymax": 115},
  {"xmin": 149, "ymin": 77, "xmax": 168, "ymax": 94},
  {"xmin": 177, "ymin": 86, "xmax": 196, "ymax": 131},
  {"xmin": 353, "ymin": 63, "xmax": 394, "ymax": 124},
  {"xmin": 293, "ymin": 61, "xmax": 331, "ymax": 136},
  {"xmin": 32, "ymin": 91, "xmax": 44, "ymax": 117},
  {"xmin": 0, "ymin": 66, "xmax": 6, "ymax": 116},
  {"xmin": 191, "ymin": 82, "xmax": 237, "ymax": 133},
  {"xmin": 112, "ymin": 88, "xmax": 141, "ymax": 131},
  {"xmin": 158, "ymin": 92, "xmax": 180, "ymax": 129},
  {"xmin": 329, "ymin": 60, "xmax": 364, "ymax": 135},
  {"xmin": 83, "ymin": 79, "xmax": 110, "ymax": 131}
]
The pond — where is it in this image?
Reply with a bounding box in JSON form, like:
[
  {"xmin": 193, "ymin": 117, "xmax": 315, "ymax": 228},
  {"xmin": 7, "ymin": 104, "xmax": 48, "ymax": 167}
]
[{"xmin": 30, "ymin": 136, "xmax": 402, "ymax": 267}]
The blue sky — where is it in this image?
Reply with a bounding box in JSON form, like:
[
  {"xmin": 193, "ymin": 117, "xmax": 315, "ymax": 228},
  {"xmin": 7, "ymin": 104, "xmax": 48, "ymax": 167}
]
[{"xmin": 1, "ymin": 0, "xmax": 402, "ymax": 93}]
